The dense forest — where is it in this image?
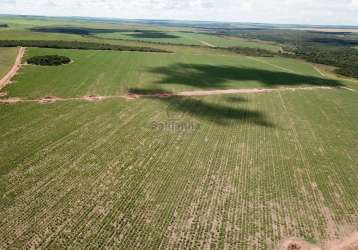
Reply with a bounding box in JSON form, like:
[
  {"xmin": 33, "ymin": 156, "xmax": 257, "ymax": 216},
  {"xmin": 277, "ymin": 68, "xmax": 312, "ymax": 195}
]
[
  {"xmin": 0, "ymin": 24, "xmax": 9, "ymax": 28},
  {"xmin": 294, "ymin": 46, "xmax": 358, "ymax": 78},
  {"xmin": 203, "ymin": 28, "xmax": 358, "ymax": 79},
  {"xmin": 28, "ymin": 55, "xmax": 71, "ymax": 66},
  {"xmin": 207, "ymin": 28, "xmax": 358, "ymax": 47},
  {"xmin": 0, "ymin": 40, "xmax": 171, "ymax": 53}
]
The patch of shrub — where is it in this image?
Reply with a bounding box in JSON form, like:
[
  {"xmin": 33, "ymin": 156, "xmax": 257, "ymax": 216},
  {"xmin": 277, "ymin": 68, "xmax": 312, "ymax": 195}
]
[
  {"xmin": 27, "ymin": 55, "xmax": 71, "ymax": 66},
  {"xmin": 0, "ymin": 24, "xmax": 9, "ymax": 28}
]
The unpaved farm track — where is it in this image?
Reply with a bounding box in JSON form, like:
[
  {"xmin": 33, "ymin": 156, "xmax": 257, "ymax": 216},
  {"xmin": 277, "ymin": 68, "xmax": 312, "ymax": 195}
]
[
  {"xmin": 280, "ymin": 231, "xmax": 358, "ymax": 250},
  {"xmin": 0, "ymin": 86, "xmax": 340, "ymax": 105},
  {"xmin": 0, "ymin": 47, "xmax": 25, "ymax": 91},
  {"xmin": 175, "ymin": 86, "xmax": 334, "ymax": 97}
]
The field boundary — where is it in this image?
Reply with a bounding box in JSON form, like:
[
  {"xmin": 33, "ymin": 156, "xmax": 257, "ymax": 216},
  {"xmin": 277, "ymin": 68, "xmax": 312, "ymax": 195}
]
[
  {"xmin": 0, "ymin": 86, "xmax": 338, "ymax": 104},
  {"xmin": 0, "ymin": 47, "xmax": 25, "ymax": 91},
  {"xmin": 246, "ymin": 56, "xmax": 297, "ymax": 74},
  {"xmin": 314, "ymin": 66, "xmax": 326, "ymax": 77}
]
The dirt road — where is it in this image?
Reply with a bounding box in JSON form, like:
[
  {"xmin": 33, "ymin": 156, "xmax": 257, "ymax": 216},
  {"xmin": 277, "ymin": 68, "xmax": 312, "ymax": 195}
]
[
  {"xmin": 280, "ymin": 231, "xmax": 358, "ymax": 250},
  {"xmin": 175, "ymin": 86, "xmax": 334, "ymax": 97},
  {"xmin": 0, "ymin": 86, "xmax": 337, "ymax": 104},
  {"xmin": 0, "ymin": 47, "xmax": 26, "ymax": 91}
]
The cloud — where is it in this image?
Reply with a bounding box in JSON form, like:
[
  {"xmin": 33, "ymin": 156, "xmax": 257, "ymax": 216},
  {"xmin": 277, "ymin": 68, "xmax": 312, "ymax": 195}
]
[
  {"xmin": 352, "ymin": 0, "xmax": 358, "ymax": 7},
  {"xmin": 1, "ymin": 0, "xmax": 16, "ymax": 4},
  {"xmin": 0, "ymin": 0, "xmax": 357, "ymax": 25}
]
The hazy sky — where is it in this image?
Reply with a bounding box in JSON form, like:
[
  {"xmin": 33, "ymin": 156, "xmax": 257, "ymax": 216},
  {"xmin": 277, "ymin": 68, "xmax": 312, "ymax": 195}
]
[{"xmin": 1, "ymin": 0, "xmax": 358, "ymax": 25}]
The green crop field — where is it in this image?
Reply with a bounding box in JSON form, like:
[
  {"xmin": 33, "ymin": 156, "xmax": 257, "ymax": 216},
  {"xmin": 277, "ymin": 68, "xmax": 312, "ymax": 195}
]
[
  {"xmin": 95, "ymin": 30, "xmax": 281, "ymax": 51},
  {"xmin": 0, "ymin": 16, "xmax": 357, "ymax": 250},
  {"xmin": 3, "ymin": 48, "xmax": 340, "ymax": 100},
  {"xmin": 96, "ymin": 30, "xmax": 203, "ymax": 46},
  {"xmin": 0, "ymin": 16, "xmax": 281, "ymax": 51},
  {"xmin": 0, "ymin": 86, "xmax": 357, "ymax": 249},
  {"xmin": 0, "ymin": 47, "xmax": 17, "ymax": 78},
  {"xmin": 180, "ymin": 32, "xmax": 281, "ymax": 51}
]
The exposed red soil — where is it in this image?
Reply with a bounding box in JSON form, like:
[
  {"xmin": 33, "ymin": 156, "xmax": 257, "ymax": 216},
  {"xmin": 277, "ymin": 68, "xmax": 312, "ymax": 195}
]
[
  {"xmin": 38, "ymin": 96, "xmax": 60, "ymax": 104},
  {"xmin": 153, "ymin": 93, "xmax": 174, "ymax": 98},
  {"xmin": 0, "ymin": 97, "xmax": 22, "ymax": 104},
  {"xmin": 0, "ymin": 86, "xmax": 339, "ymax": 105},
  {"xmin": 136, "ymin": 86, "xmax": 333, "ymax": 98},
  {"xmin": 280, "ymin": 231, "xmax": 358, "ymax": 250},
  {"xmin": 0, "ymin": 47, "xmax": 26, "ymax": 91},
  {"xmin": 280, "ymin": 239, "xmax": 314, "ymax": 250},
  {"xmin": 125, "ymin": 94, "xmax": 140, "ymax": 100},
  {"xmin": 84, "ymin": 95, "xmax": 105, "ymax": 101},
  {"xmin": 175, "ymin": 86, "xmax": 333, "ymax": 97},
  {"xmin": 325, "ymin": 231, "xmax": 358, "ymax": 250}
]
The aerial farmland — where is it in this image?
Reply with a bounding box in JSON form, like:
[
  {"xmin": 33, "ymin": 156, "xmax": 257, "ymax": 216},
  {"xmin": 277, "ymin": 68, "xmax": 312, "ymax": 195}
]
[{"xmin": 0, "ymin": 14, "xmax": 357, "ymax": 250}]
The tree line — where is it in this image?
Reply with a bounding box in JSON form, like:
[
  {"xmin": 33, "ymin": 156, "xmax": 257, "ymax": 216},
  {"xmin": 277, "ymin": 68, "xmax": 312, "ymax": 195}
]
[{"xmin": 0, "ymin": 40, "xmax": 172, "ymax": 53}]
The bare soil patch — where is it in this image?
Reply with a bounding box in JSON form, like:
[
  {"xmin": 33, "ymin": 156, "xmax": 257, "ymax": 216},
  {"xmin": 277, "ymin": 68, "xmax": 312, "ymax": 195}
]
[
  {"xmin": 153, "ymin": 93, "xmax": 174, "ymax": 98},
  {"xmin": 38, "ymin": 96, "xmax": 60, "ymax": 104},
  {"xmin": 175, "ymin": 86, "xmax": 334, "ymax": 97},
  {"xmin": 0, "ymin": 86, "xmax": 338, "ymax": 105},
  {"xmin": 125, "ymin": 94, "xmax": 140, "ymax": 100},
  {"xmin": 325, "ymin": 231, "xmax": 358, "ymax": 250},
  {"xmin": 0, "ymin": 91, "xmax": 8, "ymax": 97},
  {"xmin": 0, "ymin": 97, "xmax": 22, "ymax": 104},
  {"xmin": 280, "ymin": 231, "xmax": 358, "ymax": 250},
  {"xmin": 199, "ymin": 40, "xmax": 216, "ymax": 48},
  {"xmin": 280, "ymin": 239, "xmax": 313, "ymax": 250},
  {"xmin": 84, "ymin": 95, "xmax": 105, "ymax": 102},
  {"xmin": 341, "ymin": 87, "xmax": 357, "ymax": 92}
]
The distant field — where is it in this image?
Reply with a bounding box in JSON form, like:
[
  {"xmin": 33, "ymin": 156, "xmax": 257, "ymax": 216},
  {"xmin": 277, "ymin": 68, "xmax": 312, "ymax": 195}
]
[
  {"xmin": 96, "ymin": 30, "xmax": 203, "ymax": 46},
  {"xmin": 4, "ymin": 48, "xmax": 338, "ymax": 100},
  {"xmin": 0, "ymin": 47, "xmax": 17, "ymax": 78},
  {"xmin": 0, "ymin": 18, "xmax": 282, "ymax": 52},
  {"xmin": 94, "ymin": 30, "xmax": 281, "ymax": 51},
  {"xmin": 181, "ymin": 32, "xmax": 281, "ymax": 51}
]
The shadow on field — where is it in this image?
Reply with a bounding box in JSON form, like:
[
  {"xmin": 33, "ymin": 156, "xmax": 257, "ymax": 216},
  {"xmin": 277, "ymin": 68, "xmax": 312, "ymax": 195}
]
[
  {"xmin": 31, "ymin": 27, "xmax": 180, "ymax": 39},
  {"xmin": 31, "ymin": 27, "xmax": 129, "ymax": 35},
  {"xmin": 226, "ymin": 96, "xmax": 248, "ymax": 103},
  {"xmin": 150, "ymin": 63, "xmax": 343, "ymax": 88},
  {"xmin": 127, "ymin": 31, "xmax": 179, "ymax": 39},
  {"xmin": 129, "ymin": 88, "xmax": 273, "ymax": 127}
]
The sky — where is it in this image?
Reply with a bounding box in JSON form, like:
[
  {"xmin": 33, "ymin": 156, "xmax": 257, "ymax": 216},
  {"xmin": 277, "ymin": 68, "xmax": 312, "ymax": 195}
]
[{"xmin": 1, "ymin": 0, "xmax": 358, "ymax": 26}]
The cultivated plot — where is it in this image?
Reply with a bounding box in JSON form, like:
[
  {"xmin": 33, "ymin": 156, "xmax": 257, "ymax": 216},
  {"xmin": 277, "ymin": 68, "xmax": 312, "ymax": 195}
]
[
  {"xmin": 0, "ymin": 47, "xmax": 18, "ymax": 79},
  {"xmin": 3, "ymin": 48, "xmax": 342, "ymax": 100},
  {"xmin": 0, "ymin": 28, "xmax": 357, "ymax": 249},
  {"xmin": 0, "ymin": 88, "xmax": 357, "ymax": 249}
]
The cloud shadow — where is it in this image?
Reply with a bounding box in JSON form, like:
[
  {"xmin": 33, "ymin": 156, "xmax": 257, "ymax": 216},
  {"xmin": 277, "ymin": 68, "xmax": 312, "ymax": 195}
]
[
  {"xmin": 150, "ymin": 63, "xmax": 343, "ymax": 89},
  {"xmin": 129, "ymin": 88, "xmax": 274, "ymax": 127}
]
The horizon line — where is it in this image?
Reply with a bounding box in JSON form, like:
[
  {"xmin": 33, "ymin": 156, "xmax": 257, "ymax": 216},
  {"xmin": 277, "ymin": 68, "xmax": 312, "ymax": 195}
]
[{"xmin": 1, "ymin": 13, "xmax": 358, "ymax": 28}]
